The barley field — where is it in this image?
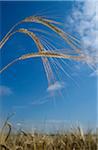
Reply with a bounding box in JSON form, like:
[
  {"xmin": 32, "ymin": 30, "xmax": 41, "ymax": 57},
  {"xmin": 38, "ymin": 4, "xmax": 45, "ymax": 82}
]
[{"xmin": 0, "ymin": 122, "xmax": 97, "ymax": 150}]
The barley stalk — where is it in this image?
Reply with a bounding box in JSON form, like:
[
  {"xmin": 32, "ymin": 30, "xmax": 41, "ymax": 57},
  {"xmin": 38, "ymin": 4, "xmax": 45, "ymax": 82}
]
[{"xmin": 0, "ymin": 51, "xmax": 85, "ymax": 74}]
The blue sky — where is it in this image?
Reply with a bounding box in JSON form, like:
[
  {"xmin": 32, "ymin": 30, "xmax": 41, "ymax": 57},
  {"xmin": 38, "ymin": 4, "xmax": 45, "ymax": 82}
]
[{"xmin": 0, "ymin": 1, "xmax": 97, "ymax": 131}]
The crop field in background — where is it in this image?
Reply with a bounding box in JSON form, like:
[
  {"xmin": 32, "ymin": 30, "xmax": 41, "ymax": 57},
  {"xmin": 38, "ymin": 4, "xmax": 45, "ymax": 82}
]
[{"xmin": 0, "ymin": 117, "xmax": 97, "ymax": 150}]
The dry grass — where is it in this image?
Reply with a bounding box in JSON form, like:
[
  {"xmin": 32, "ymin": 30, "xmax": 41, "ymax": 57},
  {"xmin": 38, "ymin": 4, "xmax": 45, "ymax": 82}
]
[
  {"xmin": 0, "ymin": 120, "xmax": 97, "ymax": 150},
  {"xmin": 0, "ymin": 128, "xmax": 97, "ymax": 150}
]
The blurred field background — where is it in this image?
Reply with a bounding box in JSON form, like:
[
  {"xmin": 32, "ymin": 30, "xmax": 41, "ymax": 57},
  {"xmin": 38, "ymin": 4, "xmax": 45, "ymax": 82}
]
[{"xmin": 0, "ymin": 119, "xmax": 97, "ymax": 150}]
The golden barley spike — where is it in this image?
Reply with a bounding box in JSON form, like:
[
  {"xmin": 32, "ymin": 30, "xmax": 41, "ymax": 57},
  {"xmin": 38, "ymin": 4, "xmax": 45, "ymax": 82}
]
[
  {"xmin": 22, "ymin": 16, "xmax": 81, "ymax": 53},
  {"xmin": 0, "ymin": 16, "xmax": 80, "ymax": 52},
  {"xmin": 0, "ymin": 16, "xmax": 61, "ymax": 48},
  {"xmin": 0, "ymin": 16, "xmax": 86, "ymax": 83},
  {"xmin": 0, "ymin": 51, "xmax": 85, "ymax": 74},
  {"xmin": 0, "ymin": 28, "xmax": 56, "ymax": 85}
]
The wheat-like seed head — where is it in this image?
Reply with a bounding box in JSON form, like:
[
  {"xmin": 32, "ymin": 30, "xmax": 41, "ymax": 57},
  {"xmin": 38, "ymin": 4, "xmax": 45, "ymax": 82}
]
[{"xmin": 0, "ymin": 15, "xmax": 93, "ymax": 85}]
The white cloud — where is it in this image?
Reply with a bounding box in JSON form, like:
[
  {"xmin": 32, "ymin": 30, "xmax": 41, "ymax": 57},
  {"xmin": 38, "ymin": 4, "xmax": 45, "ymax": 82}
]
[
  {"xmin": 66, "ymin": 0, "xmax": 98, "ymax": 66},
  {"xmin": 16, "ymin": 123, "xmax": 22, "ymax": 126},
  {"xmin": 0, "ymin": 85, "xmax": 13, "ymax": 96},
  {"xmin": 47, "ymin": 81, "xmax": 65, "ymax": 92}
]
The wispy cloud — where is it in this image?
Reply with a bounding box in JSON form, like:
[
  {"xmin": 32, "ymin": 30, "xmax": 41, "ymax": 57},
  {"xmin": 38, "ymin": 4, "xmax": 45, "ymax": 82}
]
[
  {"xmin": 66, "ymin": 1, "xmax": 98, "ymax": 67},
  {"xmin": 31, "ymin": 82, "xmax": 65, "ymax": 105},
  {"xmin": 13, "ymin": 105, "xmax": 27, "ymax": 109},
  {"xmin": 16, "ymin": 123, "xmax": 22, "ymax": 126},
  {"xmin": 47, "ymin": 81, "xmax": 65, "ymax": 92},
  {"xmin": 31, "ymin": 94, "xmax": 51, "ymax": 105},
  {"xmin": 90, "ymin": 69, "xmax": 98, "ymax": 77},
  {"xmin": 0, "ymin": 85, "xmax": 13, "ymax": 96}
]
